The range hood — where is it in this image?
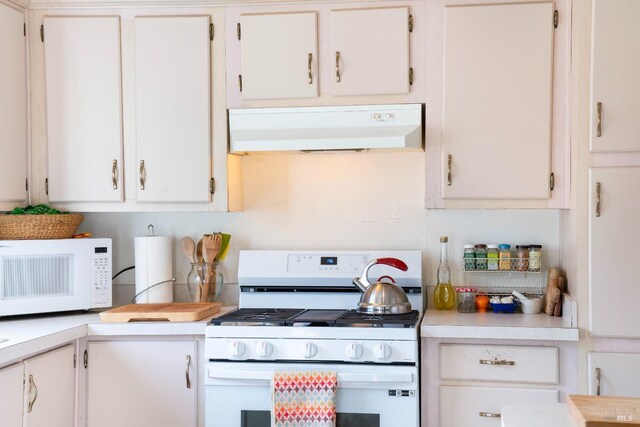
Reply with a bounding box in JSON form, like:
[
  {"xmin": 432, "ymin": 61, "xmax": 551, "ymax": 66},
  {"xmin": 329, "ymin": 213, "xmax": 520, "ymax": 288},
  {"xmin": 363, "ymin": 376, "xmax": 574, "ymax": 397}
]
[{"xmin": 229, "ymin": 104, "xmax": 422, "ymax": 153}]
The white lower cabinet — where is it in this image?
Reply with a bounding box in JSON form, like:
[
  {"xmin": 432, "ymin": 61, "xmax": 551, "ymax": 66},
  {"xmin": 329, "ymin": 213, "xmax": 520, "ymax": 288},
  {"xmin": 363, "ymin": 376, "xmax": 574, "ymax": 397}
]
[
  {"xmin": 86, "ymin": 340, "xmax": 197, "ymax": 427},
  {"xmin": 588, "ymin": 352, "xmax": 640, "ymax": 397},
  {"xmin": 0, "ymin": 363, "xmax": 24, "ymax": 427},
  {"xmin": 23, "ymin": 344, "xmax": 76, "ymax": 427},
  {"xmin": 440, "ymin": 386, "xmax": 558, "ymax": 426}
]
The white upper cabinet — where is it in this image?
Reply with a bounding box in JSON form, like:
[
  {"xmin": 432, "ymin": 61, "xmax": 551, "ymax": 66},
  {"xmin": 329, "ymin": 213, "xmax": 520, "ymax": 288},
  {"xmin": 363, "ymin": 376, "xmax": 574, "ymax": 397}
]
[
  {"xmin": 43, "ymin": 16, "xmax": 123, "ymax": 203},
  {"xmin": 134, "ymin": 16, "xmax": 212, "ymax": 203},
  {"xmin": 589, "ymin": 167, "xmax": 640, "ymax": 338},
  {"xmin": 330, "ymin": 7, "xmax": 410, "ymax": 96},
  {"xmin": 441, "ymin": 2, "xmax": 554, "ymax": 200},
  {"xmin": 0, "ymin": 3, "xmax": 28, "ymax": 205},
  {"xmin": 240, "ymin": 12, "xmax": 318, "ymax": 100},
  {"xmin": 591, "ymin": 0, "xmax": 640, "ymax": 153}
]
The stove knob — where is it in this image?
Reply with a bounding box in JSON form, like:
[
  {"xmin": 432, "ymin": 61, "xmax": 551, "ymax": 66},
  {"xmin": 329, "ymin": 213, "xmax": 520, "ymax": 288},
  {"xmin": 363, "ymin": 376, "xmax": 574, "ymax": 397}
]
[
  {"xmin": 301, "ymin": 342, "xmax": 318, "ymax": 359},
  {"xmin": 374, "ymin": 343, "xmax": 392, "ymax": 361},
  {"xmin": 256, "ymin": 341, "xmax": 273, "ymax": 358},
  {"xmin": 228, "ymin": 340, "xmax": 245, "ymax": 358},
  {"xmin": 345, "ymin": 343, "xmax": 363, "ymax": 360}
]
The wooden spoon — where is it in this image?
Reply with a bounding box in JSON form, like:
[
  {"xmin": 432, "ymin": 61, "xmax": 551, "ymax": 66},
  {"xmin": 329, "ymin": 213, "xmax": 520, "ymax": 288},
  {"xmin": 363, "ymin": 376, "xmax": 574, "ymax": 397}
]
[
  {"xmin": 196, "ymin": 238, "xmax": 204, "ymax": 264},
  {"xmin": 207, "ymin": 233, "xmax": 223, "ymax": 299},
  {"xmin": 180, "ymin": 237, "xmax": 196, "ymax": 264}
]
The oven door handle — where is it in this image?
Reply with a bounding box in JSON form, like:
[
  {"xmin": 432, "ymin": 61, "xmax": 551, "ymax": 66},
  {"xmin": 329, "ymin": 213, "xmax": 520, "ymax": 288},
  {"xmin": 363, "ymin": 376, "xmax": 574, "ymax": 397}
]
[{"xmin": 208, "ymin": 369, "xmax": 413, "ymax": 384}]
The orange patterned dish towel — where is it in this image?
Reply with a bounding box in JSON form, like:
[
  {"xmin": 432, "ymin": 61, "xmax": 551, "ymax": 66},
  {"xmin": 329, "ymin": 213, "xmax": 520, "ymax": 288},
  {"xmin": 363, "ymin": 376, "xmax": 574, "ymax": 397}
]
[{"xmin": 272, "ymin": 370, "xmax": 337, "ymax": 427}]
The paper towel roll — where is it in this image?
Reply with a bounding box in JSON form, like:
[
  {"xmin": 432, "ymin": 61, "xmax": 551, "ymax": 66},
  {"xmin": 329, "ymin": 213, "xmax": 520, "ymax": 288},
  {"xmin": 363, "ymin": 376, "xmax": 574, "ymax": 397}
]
[{"xmin": 135, "ymin": 236, "xmax": 173, "ymax": 303}]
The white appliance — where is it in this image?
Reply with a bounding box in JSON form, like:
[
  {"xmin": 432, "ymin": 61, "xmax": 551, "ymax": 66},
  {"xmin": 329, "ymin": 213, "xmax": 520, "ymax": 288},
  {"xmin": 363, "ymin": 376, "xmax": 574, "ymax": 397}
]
[
  {"xmin": 205, "ymin": 250, "xmax": 423, "ymax": 427},
  {"xmin": 0, "ymin": 238, "xmax": 112, "ymax": 317},
  {"xmin": 229, "ymin": 104, "xmax": 423, "ymax": 153}
]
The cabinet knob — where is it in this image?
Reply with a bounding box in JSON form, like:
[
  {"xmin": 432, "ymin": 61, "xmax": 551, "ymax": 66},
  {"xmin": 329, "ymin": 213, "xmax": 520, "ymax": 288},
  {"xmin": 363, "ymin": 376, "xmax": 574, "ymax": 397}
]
[
  {"xmin": 595, "ymin": 182, "xmax": 601, "ymax": 217},
  {"xmin": 28, "ymin": 374, "xmax": 38, "ymax": 413},
  {"xmin": 112, "ymin": 159, "xmax": 118, "ymax": 190},
  {"xmin": 185, "ymin": 355, "xmax": 192, "ymax": 389},
  {"xmin": 447, "ymin": 155, "xmax": 452, "ymax": 186},
  {"xmin": 479, "ymin": 412, "xmax": 501, "ymax": 418},
  {"xmin": 596, "ymin": 102, "xmax": 603, "ymax": 137},
  {"xmin": 335, "ymin": 51, "xmax": 341, "ymax": 83},
  {"xmin": 595, "ymin": 367, "xmax": 601, "ymax": 396},
  {"xmin": 308, "ymin": 53, "xmax": 313, "ymax": 85}
]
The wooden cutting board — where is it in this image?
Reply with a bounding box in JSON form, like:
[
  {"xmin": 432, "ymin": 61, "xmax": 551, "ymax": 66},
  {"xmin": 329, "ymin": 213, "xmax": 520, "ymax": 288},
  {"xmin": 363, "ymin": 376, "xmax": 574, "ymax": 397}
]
[
  {"xmin": 100, "ymin": 302, "xmax": 221, "ymax": 322},
  {"xmin": 569, "ymin": 395, "xmax": 640, "ymax": 426}
]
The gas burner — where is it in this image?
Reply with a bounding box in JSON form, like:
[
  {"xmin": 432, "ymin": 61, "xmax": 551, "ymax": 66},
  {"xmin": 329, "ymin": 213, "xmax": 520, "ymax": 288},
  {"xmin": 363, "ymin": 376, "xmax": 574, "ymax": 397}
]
[
  {"xmin": 335, "ymin": 310, "xmax": 420, "ymax": 328},
  {"xmin": 209, "ymin": 308, "xmax": 304, "ymax": 326}
]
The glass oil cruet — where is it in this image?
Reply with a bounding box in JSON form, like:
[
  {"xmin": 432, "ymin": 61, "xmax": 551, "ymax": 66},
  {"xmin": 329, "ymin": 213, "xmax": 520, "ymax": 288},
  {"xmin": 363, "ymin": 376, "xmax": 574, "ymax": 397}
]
[{"xmin": 433, "ymin": 236, "xmax": 456, "ymax": 310}]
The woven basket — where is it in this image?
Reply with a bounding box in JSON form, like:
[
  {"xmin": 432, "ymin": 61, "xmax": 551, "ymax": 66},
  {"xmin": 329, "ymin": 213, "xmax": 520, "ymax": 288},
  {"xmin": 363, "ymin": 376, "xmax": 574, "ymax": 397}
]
[{"xmin": 0, "ymin": 214, "xmax": 84, "ymax": 240}]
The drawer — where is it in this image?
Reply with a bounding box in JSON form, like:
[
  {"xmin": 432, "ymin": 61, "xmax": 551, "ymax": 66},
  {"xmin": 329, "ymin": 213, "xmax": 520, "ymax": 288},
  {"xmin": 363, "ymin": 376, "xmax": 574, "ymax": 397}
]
[
  {"xmin": 440, "ymin": 385, "xmax": 559, "ymax": 427},
  {"xmin": 440, "ymin": 344, "xmax": 559, "ymax": 384}
]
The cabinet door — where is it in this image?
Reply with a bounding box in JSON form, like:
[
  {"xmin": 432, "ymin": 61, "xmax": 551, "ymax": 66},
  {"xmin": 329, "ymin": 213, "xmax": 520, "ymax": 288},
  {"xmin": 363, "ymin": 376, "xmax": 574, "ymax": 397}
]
[
  {"xmin": 591, "ymin": 0, "xmax": 640, "ymax": 152},
  {"xmin": 589, "ymin": 167, "xmax": 640, "ymax": 337},
  {"xmin": 588, "ymin": 352, "xmax": 640, "ymax": 397},
  {"xmin": 86, "ymin": 340, "xmax": 197, "ymax": 427},
  {"xmin": 440, "ymin": 385, "xmax": 558, "ymax": 426},
  {"xmin": 240, "ymin": 12, "xmax": 318, "ymax": 100},
  {"xmin": 441, "ymin": 2, "xmax": 554, "ymax": 200},
  {"xmin": 331, "ymin": 7, "xmax": 410, "ymax": 96},
  {"xmin": 23, "ymin": 344, "xmax": 76, "ymax": 427},
  {"xmin": 134, "ymin": 16, "xmax": 211, "ymax": 203},
  {"xmin": 44, "ymin": 16, "xmax": 123, "ymax": 202},
  {"xmin": 0, "ymin": 3, "xmax": 27, "ymax": 204},
  {"xmin": 0, "ymin": 363, "xmax": 24, "ymax": 427}
]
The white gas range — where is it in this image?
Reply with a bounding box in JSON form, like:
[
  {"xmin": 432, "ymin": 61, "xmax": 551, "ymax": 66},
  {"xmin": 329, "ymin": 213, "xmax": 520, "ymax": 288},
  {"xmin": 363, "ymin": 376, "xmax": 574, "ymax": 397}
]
[{"xmin": 205, "ymin": 250, "xmax": 423, "ymax": 427}]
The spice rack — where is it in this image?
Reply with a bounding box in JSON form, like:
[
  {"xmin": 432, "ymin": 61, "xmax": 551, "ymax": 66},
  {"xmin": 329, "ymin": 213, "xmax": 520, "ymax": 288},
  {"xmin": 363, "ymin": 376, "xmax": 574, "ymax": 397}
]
[{"xmin": 462, "ymin": 257, "xmax": 545, "ymax": 296}]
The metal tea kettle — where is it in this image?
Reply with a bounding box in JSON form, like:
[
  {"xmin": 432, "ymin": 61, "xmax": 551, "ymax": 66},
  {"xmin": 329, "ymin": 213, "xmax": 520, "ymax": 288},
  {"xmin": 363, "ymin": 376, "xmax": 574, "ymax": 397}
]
[{"xmin": 352, "ymin": 258, "xmax": 412, "ymax": 314}]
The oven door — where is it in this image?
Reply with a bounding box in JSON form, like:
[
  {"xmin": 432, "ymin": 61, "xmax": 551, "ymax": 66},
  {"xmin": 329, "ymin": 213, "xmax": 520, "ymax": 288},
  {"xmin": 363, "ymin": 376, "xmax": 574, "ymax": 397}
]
[{"xmin": 205, "ymin": 361, "xmax": 419, "ymax": 427}]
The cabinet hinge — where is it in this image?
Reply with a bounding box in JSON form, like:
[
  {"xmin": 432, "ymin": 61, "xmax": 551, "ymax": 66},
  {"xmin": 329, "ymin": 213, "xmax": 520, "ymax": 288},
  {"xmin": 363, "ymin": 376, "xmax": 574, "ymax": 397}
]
[
  {"xmin": 238, "ymin": 74, "xmax": 243, "ymax": 92},
  {"xmin": 24, "ymin": 23, "xmax": 26, "ymax": 37},
  {"xmin": 73, "ymin": 354, "xmax": 77, "ymax": 369},
  {"xmin": 25, "ymin": 178, "xmax": 29, "ymax": 192},
  {"xmin": 236, "ymin": 22, "xmax": 241, "ymax": 41},
  {"xmin": 40, "ymin": 24, "xmax": 44, "ymax": 42},
  {"xmin": 408, "ymin": 14, "xmax": 413, "ymax": 33},
  {"xmin": 409, "ymin": 68, "xmax": 414, "ymax": 86},
  {"xmin": 209, "ymin": 177, "xmax": 216, "ymax": 195},
  {"xmin": 553, "ymin": 10, "xmax": 559, "ymax": 28},
  {"xmin": 45, "ymin": 178, "xmax": 48, "ymax": 195},
  {"xmin": 83, "ymin": 349, "xmax": 88, "ymax": 369},
  {"xmin": 209, "ymin": 23, "xmax": 214, "ymax": 41},
  {"xmin": 550, "ymin": 172, "xmax": 555, "ymax": 191}
]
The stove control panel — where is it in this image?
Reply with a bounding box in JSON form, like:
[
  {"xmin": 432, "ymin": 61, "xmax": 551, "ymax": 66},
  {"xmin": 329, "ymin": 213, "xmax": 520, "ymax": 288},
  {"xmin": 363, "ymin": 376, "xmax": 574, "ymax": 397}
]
[
  {"xmin": 210, "ymin": 338, "xmax": 417, "ymax": 364},
  {"xmin": 287, "ymin": 254, "xmax": 369, "ymax": 274}
]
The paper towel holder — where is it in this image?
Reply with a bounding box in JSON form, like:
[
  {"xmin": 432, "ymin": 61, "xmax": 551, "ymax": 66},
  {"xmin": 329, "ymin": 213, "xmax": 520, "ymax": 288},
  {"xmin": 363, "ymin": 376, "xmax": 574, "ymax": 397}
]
[{"xmin": 132, "ymin": 278, "xmax": 176, "ymax": 304}]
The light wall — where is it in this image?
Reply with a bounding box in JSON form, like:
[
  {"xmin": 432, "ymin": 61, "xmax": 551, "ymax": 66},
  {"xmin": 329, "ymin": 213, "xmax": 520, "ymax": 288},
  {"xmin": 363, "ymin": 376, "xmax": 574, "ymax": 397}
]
[{"xmin": 82, "ymin": 151, "xmax": 562, "ymax": 305}]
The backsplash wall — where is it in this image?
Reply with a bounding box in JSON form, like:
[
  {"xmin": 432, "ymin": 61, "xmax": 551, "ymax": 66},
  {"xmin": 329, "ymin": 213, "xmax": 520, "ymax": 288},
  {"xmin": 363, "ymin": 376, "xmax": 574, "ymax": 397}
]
[{"xmin": 81, "ymin": 151, "xmax": 562, "ymax": 305}]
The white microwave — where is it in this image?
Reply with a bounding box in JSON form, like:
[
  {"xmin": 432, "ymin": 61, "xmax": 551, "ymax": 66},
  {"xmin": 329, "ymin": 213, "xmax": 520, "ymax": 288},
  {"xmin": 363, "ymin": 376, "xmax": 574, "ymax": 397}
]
[{"xmin": 0, "ymin": 238, "xmax": 112, "ymax": 317}]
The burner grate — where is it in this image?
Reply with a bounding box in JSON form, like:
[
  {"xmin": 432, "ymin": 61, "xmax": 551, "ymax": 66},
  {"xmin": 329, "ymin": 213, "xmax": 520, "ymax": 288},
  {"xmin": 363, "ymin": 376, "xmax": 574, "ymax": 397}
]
[
  {"xmin": 209, "ymin": 308, "xmax": 304, "ymax": 326},
  {"xmin": 335, "ymin": 310, "xmax": 420, "ymax": 328}
]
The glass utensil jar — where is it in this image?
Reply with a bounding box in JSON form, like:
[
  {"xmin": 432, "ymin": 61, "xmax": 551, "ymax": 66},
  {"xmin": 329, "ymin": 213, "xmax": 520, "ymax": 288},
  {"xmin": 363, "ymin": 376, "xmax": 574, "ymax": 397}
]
[
  {"xmin": 187, "ymin": 262, "xmax": 224, "ymax": 303},
  {"xmin": 433, "ymin": 236, "xmax": 456, "ymax": 310}
]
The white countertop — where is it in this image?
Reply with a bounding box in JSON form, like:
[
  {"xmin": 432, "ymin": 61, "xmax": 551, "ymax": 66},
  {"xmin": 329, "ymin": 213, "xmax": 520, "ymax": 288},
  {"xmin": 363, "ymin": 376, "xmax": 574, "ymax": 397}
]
[
  {"xmin": 0, "ymin": 306, "xmax": 237, "ymax": 366},
  {"xmin": 421, "ymin": 309, "xmax": 579, "ymax": 341}
]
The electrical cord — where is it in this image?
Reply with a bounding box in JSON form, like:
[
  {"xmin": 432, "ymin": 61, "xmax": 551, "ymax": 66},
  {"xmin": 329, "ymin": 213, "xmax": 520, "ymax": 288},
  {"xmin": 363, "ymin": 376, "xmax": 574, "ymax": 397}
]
[
  {"xmin": 131, "ymin": 278, "xmax": 176, "ymax": 304},
  {"xmin": 112, "ymin": 266, "xmax": 135, "ymax": 280}
]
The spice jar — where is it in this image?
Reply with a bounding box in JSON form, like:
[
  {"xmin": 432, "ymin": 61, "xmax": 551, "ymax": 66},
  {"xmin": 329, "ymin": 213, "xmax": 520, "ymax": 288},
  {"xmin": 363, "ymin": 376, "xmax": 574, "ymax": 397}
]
[
  {"xmin": 463, "ymin": 244, "xmax": 476, "ymax": 271},
  {"xmin": 474, "ymin": 244, "xmax": 488, "ymax": 271},
  {"xmin": 528, "ymin": 245, "xmax": 543, "ymax": 272},
  {"xmin": 515, "ymin": 245, "xmax": 529, "ymax": 271},
  {"xmin": 487, "ymin": 244, "xmax": 499, "ymax": 271},
  {"xmin": 456, "ymin": 287, "xmax": 477, "ymax": 313},
  {"xmin": 499, "ymin": 244, "xmax": 512, "ymax": 271}
]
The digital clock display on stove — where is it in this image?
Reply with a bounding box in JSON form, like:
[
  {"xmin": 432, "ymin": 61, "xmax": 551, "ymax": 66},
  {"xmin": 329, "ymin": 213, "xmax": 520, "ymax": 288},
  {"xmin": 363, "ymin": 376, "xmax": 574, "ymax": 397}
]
[{"xmin": 320, "ymin": 256, "xmax": 338, "ymax": 266}]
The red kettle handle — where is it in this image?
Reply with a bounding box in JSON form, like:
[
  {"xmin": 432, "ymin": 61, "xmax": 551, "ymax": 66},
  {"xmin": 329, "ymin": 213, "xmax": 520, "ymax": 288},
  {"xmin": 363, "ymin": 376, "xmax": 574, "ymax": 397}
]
[{"xmin": 375, "ymin": 258, "xmax": 408, "ymax": 272}]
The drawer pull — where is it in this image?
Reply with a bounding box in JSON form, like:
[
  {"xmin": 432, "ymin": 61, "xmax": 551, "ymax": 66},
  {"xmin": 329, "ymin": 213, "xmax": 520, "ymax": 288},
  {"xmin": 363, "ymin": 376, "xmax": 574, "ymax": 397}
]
[
  {"xmin": 479, "ymin": 359, "xmax": 515, "ymax": 366},
  {"xmin": 479, "ymin": 411, "xmax": 501, "ymax": 418},
  {"xmin": 595, "ymin": 367, "xmax": 601, "ymax": 396}
]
